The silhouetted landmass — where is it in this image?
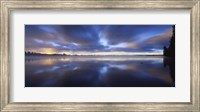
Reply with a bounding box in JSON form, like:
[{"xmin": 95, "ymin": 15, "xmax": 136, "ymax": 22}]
[
  {"xmin": 25, "ymin": 51, "xmax": 163, "ymax": 56},
  {"xmin": 163, "ymin": 25, "xmax": 175, "ymax": 86},
  {"xmin": 163, "ymin": 25, "xmax": 175, "ymax": 58},
  {"xmin": 25, "ymin": 51, "xmax": 67, "ymax": 56},
  {"xmin": 163, "ymin": 57, "xmax": 175, "ymax": 86}
]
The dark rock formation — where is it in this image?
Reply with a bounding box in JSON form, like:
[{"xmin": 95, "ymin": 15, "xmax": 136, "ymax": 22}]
[{"xmin": 163, "ymin": 25, "xmax": 175, "ymax": 58}]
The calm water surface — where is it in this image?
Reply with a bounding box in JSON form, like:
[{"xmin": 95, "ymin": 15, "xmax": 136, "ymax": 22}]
[{"xmin": 25, "ymin": 56, "xmax": 175, "ymax": 87}]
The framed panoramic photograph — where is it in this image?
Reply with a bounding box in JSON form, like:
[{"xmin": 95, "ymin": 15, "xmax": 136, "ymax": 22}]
[
  {"xmin": 25, "ymin": 25, "xmax": 175, "ymax": 87},
  {"xmin": 0, "ymin": 0, "xmax": 199, "ymax": 111}
]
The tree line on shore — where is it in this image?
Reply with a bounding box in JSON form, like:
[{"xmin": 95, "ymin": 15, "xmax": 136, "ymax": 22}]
[
  {"xmin": 163, "ymin": 25, "xmax": 175, "ymax": 58},
  {"xmin": 25, "ymin": 51, "xmax": 67, "ymax": 56}
]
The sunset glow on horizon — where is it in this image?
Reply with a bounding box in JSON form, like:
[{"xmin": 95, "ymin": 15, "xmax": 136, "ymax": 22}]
[{"xmin": 25, "ymin": 25, "xmax": 173, "ymax": 55}]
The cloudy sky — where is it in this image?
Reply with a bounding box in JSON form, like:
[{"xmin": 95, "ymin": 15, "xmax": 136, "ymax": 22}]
[{"xmin": 25, "ymin": 25, "xmax": 173, "ymax": 55}]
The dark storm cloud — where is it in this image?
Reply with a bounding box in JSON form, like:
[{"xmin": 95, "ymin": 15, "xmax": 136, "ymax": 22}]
[{"xmin": 25, "ymin": 25, "xmax": 173, "ymax": 53}]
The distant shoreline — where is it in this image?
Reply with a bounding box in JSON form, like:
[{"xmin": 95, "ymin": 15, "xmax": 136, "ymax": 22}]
[{"xmin": 25, "ymin": 54, "xmax": 163, "ymax": 56}]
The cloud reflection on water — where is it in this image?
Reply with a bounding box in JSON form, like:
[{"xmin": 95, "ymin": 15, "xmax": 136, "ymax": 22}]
[{"xmin": 25, "ymin": 56, "xmax": 174, "ymax": 87}]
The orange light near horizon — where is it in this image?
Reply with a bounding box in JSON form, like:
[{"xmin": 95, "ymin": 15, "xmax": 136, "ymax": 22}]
[{"xmin": 41, "ymin": 48, "xmax": 56, "ymax": 54}]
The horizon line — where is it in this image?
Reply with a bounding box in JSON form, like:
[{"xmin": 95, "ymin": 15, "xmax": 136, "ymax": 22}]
[
  {"xmin": 25, "ymin": 51, "xmax": 163, "ymax": 55},
  {"xmin": 25, "ymin": 53, "xmax": 163, "ymax": 56}
]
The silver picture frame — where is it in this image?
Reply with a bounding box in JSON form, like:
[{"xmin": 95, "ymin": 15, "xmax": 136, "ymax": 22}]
[{"xmin": 0, "ymin": 0, "xmax": 199, "ymax": 111}]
